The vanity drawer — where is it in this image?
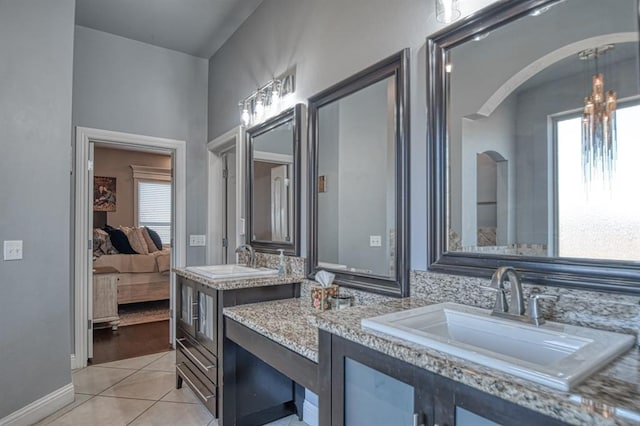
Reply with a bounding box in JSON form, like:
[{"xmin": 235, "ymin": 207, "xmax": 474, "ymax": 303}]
[
  {"xmin": 176, "ymin": 361, "xmax": 217, "ymax": 417},
  {"xmin": 176, "ymin": 330, "xmax": 217, "ymax": 384}
]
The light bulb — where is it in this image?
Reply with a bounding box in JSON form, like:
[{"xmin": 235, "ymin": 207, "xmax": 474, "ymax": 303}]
[
  {"xmin": 436, "ymin": 0, "xmax": 460, "ymax": 24},
  {"xmin": 255, "ymin": 98, "xmax": 264, "ymax": 122},
  {"xmin": 241, "ymin": 108, "xmax": 250, "ymax": 126}
]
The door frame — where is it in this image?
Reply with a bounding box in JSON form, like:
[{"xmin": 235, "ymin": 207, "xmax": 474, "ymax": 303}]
[
  {"xmin": 72, "ymin": 126, "xmax": 186, "ymax": 370},
  {"xmin": 206, "ymin": 126, "xmax": 245, "ymax": 265}
]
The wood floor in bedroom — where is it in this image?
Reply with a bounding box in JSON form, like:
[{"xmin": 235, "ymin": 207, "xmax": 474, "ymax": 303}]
[{"xmin": 91, "ymin": 320, "xmax": 171, "ymax": 365}]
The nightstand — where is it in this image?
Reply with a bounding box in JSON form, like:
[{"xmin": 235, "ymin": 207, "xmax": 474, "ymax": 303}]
[{"xmin": 93, "ymin": 266, "xmax": 120, "ymax": 330}]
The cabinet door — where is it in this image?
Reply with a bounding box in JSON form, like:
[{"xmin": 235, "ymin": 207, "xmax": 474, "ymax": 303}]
[
  {"xmin": 177, "ymin": 278, "xmax": 196, "ymax": 335},
  {"xmin": 331, "ymin": 335, "xmax": 433, "ymax": 426},
  {"xmin": 344, "ymin": 358, "xmax": 417, "ymax": 425},
  {"xmin": 433, "ymin": 378, "xmax": 569, "ymax": 426},
  {"xmin": 195, "ymin": 285, "xmax": 217, "ymax": 355}
]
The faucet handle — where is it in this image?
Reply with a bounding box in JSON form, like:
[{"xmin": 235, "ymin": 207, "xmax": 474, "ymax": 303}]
[{"xmin": 527, "ymin": 293, "xmax": 558, "ymax": 325}]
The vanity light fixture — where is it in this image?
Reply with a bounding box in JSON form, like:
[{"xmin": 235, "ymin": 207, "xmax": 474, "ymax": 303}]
[
  {"xmin": 238, "ymin": 73, "xmax": 296, "ymax": 128},
  {"xmin": 579, "ymin": 45, "xmax": 618, "ymax": 182},
  {"xmin": 436, "ymin": 0, "xmax": 461, "ymax": 24}
]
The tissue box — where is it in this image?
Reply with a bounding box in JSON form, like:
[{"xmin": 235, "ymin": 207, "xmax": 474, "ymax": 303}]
[{"xmin": 310, "ymin": 284, "xmax": 338, "ymax": 311}]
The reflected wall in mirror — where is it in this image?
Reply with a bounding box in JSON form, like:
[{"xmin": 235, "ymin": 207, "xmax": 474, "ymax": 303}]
[
  {"xmin": 246, "ymin": 104, "xmax": 302, "ymax": 255},
  {"xmin": 428, "ymin": 0, "xmax": 640, "ymax": 293},
  {"xmin": 309, "ymin": 50, "xmax": 409, "ymax": 297}
]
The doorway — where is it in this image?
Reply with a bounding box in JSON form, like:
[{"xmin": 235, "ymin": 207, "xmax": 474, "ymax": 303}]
[
  {"xmin": 90, "ymin": 145, "xmax": 173, "ymax": 364},
  {"xmin": 207, "ymin": 126, "xmax": 244, "ymax": 265},
  {"xmin": 73, "ymin": 127, "xmax": 186, "ymax": 370}
]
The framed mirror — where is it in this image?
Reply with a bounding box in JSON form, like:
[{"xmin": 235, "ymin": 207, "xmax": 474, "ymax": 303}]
[
  {"xmin": 246, "ymin": 104, "xmax": 303, "ymax": 255},
  {"xmin": 308, "ymin": 50, "xmax": 410, "ymax": 297},
  {"xmin": 427, "ymin": 0, "xmax": 640, "ymax": 293}
]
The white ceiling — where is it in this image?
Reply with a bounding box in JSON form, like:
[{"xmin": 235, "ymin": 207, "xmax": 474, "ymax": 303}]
[{"xmin": 75, "ymin": 0, "xmax": 263, "ymax": 59}]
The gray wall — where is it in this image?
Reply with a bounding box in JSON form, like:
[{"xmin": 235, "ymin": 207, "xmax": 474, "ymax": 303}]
[
  {"xmin": 207, "ymin": 0, "xmax": 497, "ymax": 270},
  {"xmin": 457, "ymin": 97, "xmax": 517, "ymax": 247},
  {"xmin": 0, "ymin": 0, "xmax": 75, "ymax": 417},
  {"xmin": 73, "ymin": 25, "xmax": 209, "ymax": 266},
  {"xmin": 317, "ymin": 102, "xmax": 340, "ymax": 264},
  {"xmin": 337, "ymin": 79, "xmax": 393, "ymax": 276}
]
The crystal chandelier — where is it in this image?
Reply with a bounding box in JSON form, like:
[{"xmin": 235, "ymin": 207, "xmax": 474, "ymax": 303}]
[{"xmin": 579, "ymin": 45, "xmax": 617, "ymax": 181}]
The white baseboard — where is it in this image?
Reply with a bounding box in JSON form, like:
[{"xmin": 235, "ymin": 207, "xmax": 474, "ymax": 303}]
[
  {"xmin": 303, "ymin": 399, "xmax": 319, "ymax": 426},
  {"xmin": 0, "ymin": 383, "xmax": 74, "ymax": 426}
]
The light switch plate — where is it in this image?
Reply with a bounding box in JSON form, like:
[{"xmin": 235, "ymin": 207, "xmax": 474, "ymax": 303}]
[
  {"xmin": 4, "ymin": 240, "xmax": 23, "ymax": 260},
  {"xmin": 369, "ymin": 235, "xmax": 382, "ymax": 247},
  {"xmin": 189, "ymin": 235, "xmax": 206, "ymax": 247}
]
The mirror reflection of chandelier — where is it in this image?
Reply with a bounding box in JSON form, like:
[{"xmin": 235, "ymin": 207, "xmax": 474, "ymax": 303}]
[{"xmin": 579, "ymin": 44, "xmax": 617, "ymax": 181}]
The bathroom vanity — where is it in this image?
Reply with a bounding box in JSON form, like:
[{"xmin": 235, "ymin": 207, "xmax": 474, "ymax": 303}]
[
  {"xmin": 219, "ymin": 288, "xmax": 639, "ymax": 426},
  {"xmin": 173, "ymin": 267, "xmax": 303, "ymax": 422},
  {"xmin": 308, "ymin": 296, "xmax": 640, "ymax": 426}
]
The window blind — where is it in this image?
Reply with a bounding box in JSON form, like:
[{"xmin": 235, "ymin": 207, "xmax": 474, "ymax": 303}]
[{"xmin": 138, "ymin": 181, "xmax": 172, "ymax": 244}]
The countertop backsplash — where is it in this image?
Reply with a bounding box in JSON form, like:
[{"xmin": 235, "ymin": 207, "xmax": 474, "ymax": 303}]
[{"xmin": 237, "ymin": 251, "xmax": 306, "ymax": 277}]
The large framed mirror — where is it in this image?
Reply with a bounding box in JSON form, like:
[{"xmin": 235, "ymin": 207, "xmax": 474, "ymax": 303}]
[
  {"xmin": 246, "ymin": 104, "xmax": 303, "ymax": 255},
  {"xmin": 427, "ymin": 0, "xmax": 640, "ymax": 293},
  {"xmin": 308, "ymin": 50, "xmax": 410, "ymax": 297}
]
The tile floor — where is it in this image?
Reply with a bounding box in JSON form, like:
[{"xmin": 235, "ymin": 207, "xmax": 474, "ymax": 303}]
[{"xmin": 37, "ymin": 351, "xmax": 308, "ymax": 426}]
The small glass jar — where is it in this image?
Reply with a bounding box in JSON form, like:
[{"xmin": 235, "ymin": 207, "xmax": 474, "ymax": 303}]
[{"xmin": 329, "ymin": 295, "xmax": 353, "ymax": 310}]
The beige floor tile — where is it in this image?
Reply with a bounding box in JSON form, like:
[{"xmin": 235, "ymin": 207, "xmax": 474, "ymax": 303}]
[
  {"xmin": 142, "ymin": 350, "xmax": 175, "ymax": 372},
  {"xmin": 95, "ymin": 351, "xmax": 168, "ymax": 370},
  {"xmin": 262, "ymin": 415, "xmax": 308, "ymax": 426},
  {"xmin": 129, "ymin": 401, "xmax": 213, "ymax": 426},
  {"xmin": 72, "ymin": 366, "xmax": 136, "ymax": 395},
  {"xmin": 160, "ymin": 385, "xmax": 200, "ymax": 404},
  {"xmin": 99, "ymin": 370, "xmax": 175, "ymax": 400},
  {"xmin": 47, "ymin": 396, "xmax": 153, "ymax": 426},
  {"xmin": 35, "ymin": 394, "xmax": 93, "ymax": 425}
]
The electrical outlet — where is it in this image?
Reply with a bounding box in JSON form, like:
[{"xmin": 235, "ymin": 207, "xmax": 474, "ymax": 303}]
[
  {"xmin": 369, "ymin": 235, "xmax": 382, "ymax": 247},
  {"xmin": 189, "ymin": 235, "xmax": 206, "ymax": 247},
  {"xmin": 4, "ymin": 240, "xmax": 23, "ymax": 260}
]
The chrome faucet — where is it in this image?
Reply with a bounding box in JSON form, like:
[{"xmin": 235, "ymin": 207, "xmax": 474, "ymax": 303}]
[
  {"xmin": 484, "ymin": 266, "xmax": 558, "ymax": 326},
  {"xmin": 490, "ymin": 266, "xmax": 525, "ymax": 316},
  {"xmin": 235, "ymin": 244, "xmax": 256, "ymax": 268}
]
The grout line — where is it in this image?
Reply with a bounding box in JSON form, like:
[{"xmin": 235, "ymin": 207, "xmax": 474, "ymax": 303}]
[{"xmin": 125, "ymin": 399, "xmax": 161, "ymax": 425}]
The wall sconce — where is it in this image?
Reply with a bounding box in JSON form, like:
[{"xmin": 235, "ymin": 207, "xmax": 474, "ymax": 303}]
[
  {"xmin": 436, "ymin": 0, "xmax": 461, "ymax": 24},
  {"xmin": 239, "ymin": 73, "xmax": 296, "ymax": 127}
]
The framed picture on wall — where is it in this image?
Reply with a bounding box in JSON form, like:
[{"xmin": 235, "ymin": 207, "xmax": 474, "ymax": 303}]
[{"xmin": 94, "ymin": 176, "xmax": 117, "ymax": 212}]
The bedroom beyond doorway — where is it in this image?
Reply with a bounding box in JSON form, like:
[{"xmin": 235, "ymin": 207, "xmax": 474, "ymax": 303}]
[{"xmin": 90, "ymin": 145, "xmax": 173, "ymax": 364}]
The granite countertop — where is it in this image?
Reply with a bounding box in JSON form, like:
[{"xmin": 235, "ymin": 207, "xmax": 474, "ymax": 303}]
[
  {"xmin": 223, "ymin": 298, "xmax": 319, "ymax": 362},
  {"xmin": 309, "ymin": 298, "xmax": 640, "ymax": 426},
  {"xmin": 174, "ymin": 267, "xmax": 305, "ymax": 291}
]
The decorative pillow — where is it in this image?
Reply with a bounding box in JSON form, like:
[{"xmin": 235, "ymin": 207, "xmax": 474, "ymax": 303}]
[
  {"xmin": 92, "ymin": 229, "xmax": 106, "ymax": 257},
  {"xmin": 145, "ymin": 227, "xmax": 163, "ymax": 251},
  {"xmin": 93, "ymin": 228, "xmax": 119, "ymax": 255},
  {"xmin": 141, "ymin": 227, "xmax": 159, "ymax": 253},
  {"xmin": 119, "ymin": 226, "xmax": 148, "ymax": 255},
  {"xmin": 103, "ymin": 226, "xmax": 137, "ymax": 254}
]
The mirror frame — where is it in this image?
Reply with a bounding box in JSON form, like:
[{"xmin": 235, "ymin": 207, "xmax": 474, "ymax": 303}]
[
  {"xmin": 427, "ymin": 0, "xmax": 640, "ymax": 295},
  {"xmin": 246, "ymin": 104, "xmax": 303, "ymax": 256},
  {"xmin": 308, "ymin": 49, "xmax": 410, "ymax": 297}
]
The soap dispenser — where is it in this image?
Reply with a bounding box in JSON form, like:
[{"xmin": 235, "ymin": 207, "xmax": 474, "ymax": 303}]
[{"xmin": 277, "ymin": 249, "xmax": 286, "ymax": 277}]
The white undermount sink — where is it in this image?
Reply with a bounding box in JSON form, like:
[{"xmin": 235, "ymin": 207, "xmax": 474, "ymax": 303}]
[
  {"xmin": 361, "ymin": 302, "xmax": 635, "ymax": 391},
  {"xmin": 186, "ymin": 264, "xmax": 278, "ymax": 280}
]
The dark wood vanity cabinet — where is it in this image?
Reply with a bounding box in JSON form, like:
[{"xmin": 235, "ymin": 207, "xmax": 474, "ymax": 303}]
[
  {"xmin": 175, "ymin": 276, "xmax": 218, "ymax": 415},
  {"xmin": 321, "ymin": 331, "xmax": 568, "ymax": 426},
  {"xmin": 175, "ymin": 275, "xmax": 299, "ymax": 421}
]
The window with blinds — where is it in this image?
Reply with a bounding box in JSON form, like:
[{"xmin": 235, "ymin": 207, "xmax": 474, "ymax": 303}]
[{"xmin": 138, "ymin": 180, "xmax": 172, "ymax": 244}]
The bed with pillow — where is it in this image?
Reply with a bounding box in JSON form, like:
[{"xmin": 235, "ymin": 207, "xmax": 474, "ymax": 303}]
[{"xmin": 93, "ymin": 225, "xmax": 170, "ymax": 304}]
